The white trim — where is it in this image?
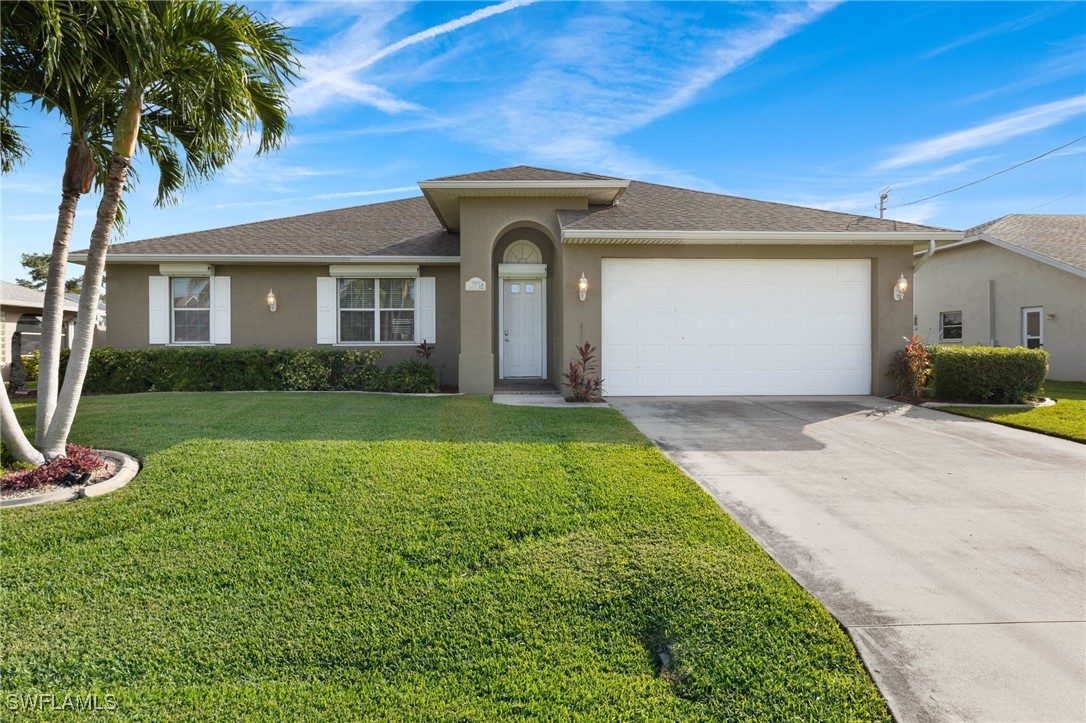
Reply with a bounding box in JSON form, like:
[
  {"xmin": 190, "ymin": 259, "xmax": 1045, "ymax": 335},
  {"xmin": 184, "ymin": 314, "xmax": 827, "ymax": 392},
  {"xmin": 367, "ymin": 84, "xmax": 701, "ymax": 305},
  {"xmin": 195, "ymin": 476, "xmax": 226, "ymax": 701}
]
[
  {"xmin": 148, "ymin": 276, "xmax": 168, "ymax": 344},
  {"xmin": 159, "ymin": 262, "xmax": 214, "ymax": 276},
  {"xmin": 72, "ymin": 253, "xmax": 460, "ymax": 265},
  {"xmin": 498, "ymin": 263, "xmax": 548, "ymax": 279},
  {"xmin": 563, "ymin": 229, "xmax": 962, "ymax": 244},
  {"xmin": 329, "ymin": 264, "xmax": 419, "ymax": 278},
  {"xmin": 211, "ymin": 276, "xmax": 231, "ymax": 345},
  {"xmin": 914, "ymin": 233, "xmax": 1086, "ymax": 279}
]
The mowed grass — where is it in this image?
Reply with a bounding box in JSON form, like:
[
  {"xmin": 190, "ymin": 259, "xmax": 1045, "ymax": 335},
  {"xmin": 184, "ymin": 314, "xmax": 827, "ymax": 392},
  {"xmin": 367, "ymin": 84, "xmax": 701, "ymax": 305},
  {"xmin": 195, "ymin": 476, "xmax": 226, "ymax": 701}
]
[
  {"xmin": 938, "ymin": 380, "xmax": 1086, "ymax": 443},
  {"xmin": 2, "ymin": 393, "xmax": 891, "ymax": 721}
]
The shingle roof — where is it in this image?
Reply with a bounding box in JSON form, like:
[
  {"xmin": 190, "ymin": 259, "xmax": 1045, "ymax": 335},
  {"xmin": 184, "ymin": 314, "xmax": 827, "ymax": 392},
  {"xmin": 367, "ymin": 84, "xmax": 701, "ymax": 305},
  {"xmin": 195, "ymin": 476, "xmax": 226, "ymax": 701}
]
[
  {"xmin": 102, "ymin": 195, "xmax": 458, "ymax": 258},
  {"xmin": 964, "ymin": 214, "xmax": 1085, "ymax": 272},
  {"xmin": 560, "ymin": 180, "xmax": 952, "ymax": 234},
  {"xmin": 1, "ymin": 280, "xmax": 81, "ymax": 311},
  {"xmin": 427, "ymin": 165, "xmax": 618, "ymax": 182}
]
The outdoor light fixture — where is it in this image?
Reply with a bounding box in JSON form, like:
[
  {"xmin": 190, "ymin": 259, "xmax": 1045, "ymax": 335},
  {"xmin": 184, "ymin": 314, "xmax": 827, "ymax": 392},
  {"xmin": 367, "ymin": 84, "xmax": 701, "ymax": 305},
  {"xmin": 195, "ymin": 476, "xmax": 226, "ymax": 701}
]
[
  {"xmin": 893, "ymin": 273, "xmax": 908, "ymax": 302},
  {"xmin": 578, "ymin": 273, "xmax": 588, "ymax": 302},
  {"xmin": 266, "ymin": 289, "xmax": 278, "ymax": 312}
]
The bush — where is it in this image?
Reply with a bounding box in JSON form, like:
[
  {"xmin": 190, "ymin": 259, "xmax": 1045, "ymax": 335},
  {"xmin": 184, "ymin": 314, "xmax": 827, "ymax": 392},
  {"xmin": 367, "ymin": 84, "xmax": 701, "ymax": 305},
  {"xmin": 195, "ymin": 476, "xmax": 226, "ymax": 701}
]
[
  {"xmin": 887, "ymin": 336, "xmax": 931, "ymax": 400},
  {"xmin": 563, "ymin": 341, "xmax": 604, "ymax": 402},
  {"xmin": 23, "ymin": 349, "xmax": 39, "ymax": 383},
  {"xmin": 929, "ymin": 345, "xmax": 1048, "ymax": 404},
  {"xmin": 67, "ymin": 347, "xmax": 436, "ymax": 395}
]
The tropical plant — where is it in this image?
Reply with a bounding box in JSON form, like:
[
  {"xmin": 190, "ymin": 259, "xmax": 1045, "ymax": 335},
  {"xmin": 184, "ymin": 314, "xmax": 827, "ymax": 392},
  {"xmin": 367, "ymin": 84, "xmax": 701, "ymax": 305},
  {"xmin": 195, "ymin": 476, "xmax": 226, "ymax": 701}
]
[
  {"xmin": 17, "ymin": 253, "xmax": 81, "ymax": 293},
  {"xmin": 415, "ymin": 339, "xmax": 436, "ymax": 360},
  {"xmin": 563, "ymin": 340, "xmax": 605, "ymax": 402},
  {"xmin": 887, "ymin": 335, "xmax": 931, "ymax": 401},
  {"xmin": 0, "ymin": 0, "xmax": 298, "ymax": 464}
]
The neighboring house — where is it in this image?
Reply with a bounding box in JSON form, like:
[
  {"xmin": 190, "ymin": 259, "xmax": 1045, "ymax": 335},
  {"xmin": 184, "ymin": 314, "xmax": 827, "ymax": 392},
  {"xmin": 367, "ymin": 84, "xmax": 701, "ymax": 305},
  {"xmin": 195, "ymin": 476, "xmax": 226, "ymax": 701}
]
[
  {"xmin": 71, "ymin": 166, "xmax": 962, "ymax": 396},
  {"xmin": 0, "ymin": 280, "xmax": 80, "ymax": 379},
  {"xmin": 914, "ymin": 214, "xmax": 1086, "ymax": 381}
]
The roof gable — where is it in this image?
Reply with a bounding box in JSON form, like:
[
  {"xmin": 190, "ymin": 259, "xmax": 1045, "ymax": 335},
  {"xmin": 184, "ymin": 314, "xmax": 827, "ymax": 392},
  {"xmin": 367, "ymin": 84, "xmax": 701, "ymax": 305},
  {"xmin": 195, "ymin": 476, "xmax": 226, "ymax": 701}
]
[{"xmin": 962, "ymin": 214, "xmax": 1085, "ymax": 273}]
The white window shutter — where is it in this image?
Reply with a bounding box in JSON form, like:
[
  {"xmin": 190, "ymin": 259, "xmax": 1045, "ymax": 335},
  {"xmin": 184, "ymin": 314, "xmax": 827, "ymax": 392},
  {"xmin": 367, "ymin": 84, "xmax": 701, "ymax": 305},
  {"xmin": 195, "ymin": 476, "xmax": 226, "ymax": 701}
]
[
  {"xmin": 317, "ymin": 277, "xmax": 336, "ymax": 344},
  {"xmin": 148, "ymin": 276, "xmax": 169, "ymax": 344},
  {"xmin": 419, "ymin": 276, "xmax": 436, "ymax": 344},
  {"xmin": 212, "ymin": 276, "xmax": 231, "ymax": 344}
]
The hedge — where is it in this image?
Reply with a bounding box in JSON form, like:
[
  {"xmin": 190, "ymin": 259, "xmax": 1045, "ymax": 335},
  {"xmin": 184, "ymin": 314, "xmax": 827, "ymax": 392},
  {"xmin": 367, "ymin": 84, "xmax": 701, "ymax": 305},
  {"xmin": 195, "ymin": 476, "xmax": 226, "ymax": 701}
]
[
  {"xmin": 56, "ymin": 347, "xmax": 439, "ymax": 395},
  {"xmin": 929, "ymin": 345, "xmax": 1048, "ymax": 404}
]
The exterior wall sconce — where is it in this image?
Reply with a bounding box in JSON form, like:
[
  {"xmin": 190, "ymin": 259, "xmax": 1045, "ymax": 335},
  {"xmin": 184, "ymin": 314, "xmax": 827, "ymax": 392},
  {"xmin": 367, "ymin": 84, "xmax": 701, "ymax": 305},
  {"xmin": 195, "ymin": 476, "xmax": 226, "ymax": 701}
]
[
  {"xmin": 893, "ymin": 273, "xmax": 908, "ymax": 302},
  {"xmin": 266, "ymin": 289, "xmax": 278, "ymax": 312},
  {"xmin": 578, "ymin": 273, "xmax": 588, "ymax": 302}
]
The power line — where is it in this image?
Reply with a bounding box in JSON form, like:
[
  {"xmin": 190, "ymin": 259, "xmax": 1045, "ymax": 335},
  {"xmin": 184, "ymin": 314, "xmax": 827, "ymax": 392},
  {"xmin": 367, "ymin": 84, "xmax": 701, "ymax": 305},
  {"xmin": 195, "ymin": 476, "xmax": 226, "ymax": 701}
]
[
  {"xmin": 891, "ymin": 136, "xmax": 1086, "ymax": 208},
  {"xmin": 1022, "ymin": 191, "xmax": 1082, "ymax": 212}
]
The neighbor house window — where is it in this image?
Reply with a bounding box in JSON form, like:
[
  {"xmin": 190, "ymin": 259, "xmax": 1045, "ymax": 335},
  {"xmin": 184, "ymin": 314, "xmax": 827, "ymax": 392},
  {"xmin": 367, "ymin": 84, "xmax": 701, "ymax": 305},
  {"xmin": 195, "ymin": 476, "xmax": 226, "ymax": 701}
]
[
  {"xmin": 939, "ymin": 311, "xmax": 962, "ymax": 341},
  {"xmin": 171, "ymin": 277, "xmax": 211, "ymax": 343},
  {"xmin": 338, "ymin": 278, "xmax": 415, "ymax": 343}
]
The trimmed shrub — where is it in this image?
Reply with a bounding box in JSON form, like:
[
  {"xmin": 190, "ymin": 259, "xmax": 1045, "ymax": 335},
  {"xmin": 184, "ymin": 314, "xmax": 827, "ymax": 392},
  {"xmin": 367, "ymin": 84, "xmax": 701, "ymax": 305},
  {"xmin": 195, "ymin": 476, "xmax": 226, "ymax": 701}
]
[
  {"xmin": 23, "ymin": 349, "xmax": 39, "ymax": 383},
  {"xmin": 67, "ymin": 347, "xmax": 437, "ymax": 395},
  {"xmin": 929, "ymin": 345, "xmax": 1048, "ymax": 403}
]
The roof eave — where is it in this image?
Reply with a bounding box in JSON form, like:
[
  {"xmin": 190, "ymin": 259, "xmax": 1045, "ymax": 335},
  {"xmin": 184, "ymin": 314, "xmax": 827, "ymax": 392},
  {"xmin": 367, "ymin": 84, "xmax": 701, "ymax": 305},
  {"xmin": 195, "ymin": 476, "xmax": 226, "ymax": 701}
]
[
  {"xmin": 561, "ymin": 229, "xmax": 963, "ymax": 244},
  {"xmin": 71, "ymin": 253, "xmax": 462, "ymax": 265}
]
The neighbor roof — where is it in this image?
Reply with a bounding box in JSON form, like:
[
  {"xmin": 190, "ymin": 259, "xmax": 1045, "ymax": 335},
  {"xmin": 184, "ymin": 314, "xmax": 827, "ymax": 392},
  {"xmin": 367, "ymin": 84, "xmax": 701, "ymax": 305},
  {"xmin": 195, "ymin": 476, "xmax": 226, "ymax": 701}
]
[
  {"xmin": 963, "ymin": 214, "xmax": 1085, "ymax": 273},
  {"xmin": 560, "ymin": 181, "xmax": 952, "ymax": 235},
  {"xmin": 1, "ymin": 280, "xmax": 81, "ymax": 312}
]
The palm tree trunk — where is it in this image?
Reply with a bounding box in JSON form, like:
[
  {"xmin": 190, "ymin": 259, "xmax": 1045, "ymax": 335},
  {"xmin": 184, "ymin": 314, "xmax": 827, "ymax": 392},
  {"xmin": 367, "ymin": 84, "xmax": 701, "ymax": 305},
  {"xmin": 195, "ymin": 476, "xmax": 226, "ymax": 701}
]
[
  {"xmin": 36, "ymin": 139, "xmax": 96, "ymax": 445},
  {"xmin": 42, "ymin": 154, "xmax": 130, "ymax": 458},
  {"xmin": 1, "ymin": 383, "xmax": 45, "ymax": 466}
]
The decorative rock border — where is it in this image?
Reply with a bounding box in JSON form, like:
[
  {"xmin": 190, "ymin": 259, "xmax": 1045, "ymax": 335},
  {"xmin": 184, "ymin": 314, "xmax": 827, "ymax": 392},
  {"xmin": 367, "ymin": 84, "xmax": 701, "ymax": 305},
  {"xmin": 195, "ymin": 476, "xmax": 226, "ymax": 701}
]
[
  {"xmin": 1, "ymin": 450, "xmax": 140, "ymax": 509},
  {"xmin": 921, "ymin": 397, "xmax": 1055, "ymax": 410}
]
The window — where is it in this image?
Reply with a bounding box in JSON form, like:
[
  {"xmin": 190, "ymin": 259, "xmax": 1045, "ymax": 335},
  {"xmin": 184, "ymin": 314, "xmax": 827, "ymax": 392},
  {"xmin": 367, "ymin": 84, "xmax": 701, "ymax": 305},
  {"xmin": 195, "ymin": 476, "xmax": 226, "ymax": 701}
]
[
  {"xmin": 939, "ymin": 311, "xmax": 962, "ymax": 341},
  {"xmin": 338, "ymin": 278, "xmax": 415, "ymax": 343},
  {"xmin": 172, "ymin": 277, "xmax": 211, "ymax": 343}
]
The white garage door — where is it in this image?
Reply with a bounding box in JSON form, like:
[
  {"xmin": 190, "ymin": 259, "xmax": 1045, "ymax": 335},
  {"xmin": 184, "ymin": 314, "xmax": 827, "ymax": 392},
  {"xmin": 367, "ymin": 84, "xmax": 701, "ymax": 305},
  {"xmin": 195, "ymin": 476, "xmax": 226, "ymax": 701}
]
[{"xmin": 601, "ymin": 258, "xmax": 871, "ymax": 396}]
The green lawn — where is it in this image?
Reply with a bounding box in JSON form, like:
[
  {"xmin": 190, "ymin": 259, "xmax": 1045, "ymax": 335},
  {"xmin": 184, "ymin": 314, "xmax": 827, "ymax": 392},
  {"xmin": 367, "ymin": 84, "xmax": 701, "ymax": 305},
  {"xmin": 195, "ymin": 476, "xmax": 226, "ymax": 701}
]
[
  {"xmin": 2, "ymin": 393, "xmax": 890, "ymax": 721},
  {"xmin": 937, "ymin": 381, "xmax": 1086, "ymax": 443}
]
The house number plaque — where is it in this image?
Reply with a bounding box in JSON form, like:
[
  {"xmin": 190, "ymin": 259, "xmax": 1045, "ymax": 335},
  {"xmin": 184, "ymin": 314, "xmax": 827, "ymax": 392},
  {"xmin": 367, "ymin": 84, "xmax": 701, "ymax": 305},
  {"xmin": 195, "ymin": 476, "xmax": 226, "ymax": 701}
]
[{"xmin": 465, "ymin": 277, "xmax": 487, "ymax": 292}]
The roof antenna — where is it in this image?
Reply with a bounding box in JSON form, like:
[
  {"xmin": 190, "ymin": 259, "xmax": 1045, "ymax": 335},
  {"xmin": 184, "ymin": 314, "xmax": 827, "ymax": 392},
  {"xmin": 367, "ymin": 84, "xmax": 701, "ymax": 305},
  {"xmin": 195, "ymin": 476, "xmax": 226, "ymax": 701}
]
[{"xmin": 878, "ymin": 187, "xmax": 891, "ymax": 218}]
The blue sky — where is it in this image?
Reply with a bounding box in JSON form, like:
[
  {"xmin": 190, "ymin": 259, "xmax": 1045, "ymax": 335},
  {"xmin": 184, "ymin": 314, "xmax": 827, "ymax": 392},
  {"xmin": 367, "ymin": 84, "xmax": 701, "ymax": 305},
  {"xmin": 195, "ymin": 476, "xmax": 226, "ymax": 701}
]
[{"xmin": 2, "ymin": 1, "xmax": 1084, "ymax": 283}]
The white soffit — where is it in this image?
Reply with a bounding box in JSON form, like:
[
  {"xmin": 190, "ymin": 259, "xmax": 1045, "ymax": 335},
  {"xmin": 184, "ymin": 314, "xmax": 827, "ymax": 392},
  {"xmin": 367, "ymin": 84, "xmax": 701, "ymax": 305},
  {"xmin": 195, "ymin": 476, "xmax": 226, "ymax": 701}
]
[
  {"xmin": 419, "ymin": 180, "xmax": 630, "ymax": 231},
  {"xmin": 562, "ymin": 229, "xmax": 963, "ymax": 245},
  {"xmin": 73, "ymin": 254, "xmax": 460, "ymax": 266}
]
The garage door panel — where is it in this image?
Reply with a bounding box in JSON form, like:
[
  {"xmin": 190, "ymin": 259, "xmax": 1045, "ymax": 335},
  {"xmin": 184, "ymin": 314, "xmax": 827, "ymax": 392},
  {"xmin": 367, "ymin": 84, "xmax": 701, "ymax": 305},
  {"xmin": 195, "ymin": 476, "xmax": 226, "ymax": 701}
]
[{"xmin": 602, "ymin": 258, "xmax": 871, "ymax": 396}]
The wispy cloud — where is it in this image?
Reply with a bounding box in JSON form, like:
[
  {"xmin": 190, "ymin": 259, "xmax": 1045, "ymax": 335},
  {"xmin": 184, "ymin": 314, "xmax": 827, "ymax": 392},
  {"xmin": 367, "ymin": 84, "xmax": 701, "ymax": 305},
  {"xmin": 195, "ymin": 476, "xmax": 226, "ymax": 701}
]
[
  {"xmin": 292, "ymin": 0, "xmax": 537, "ymax": 116},
  {"xmin": 310, "ymin": 186, "xmax": 418, "ymax": 201},
  {"xmin": 457, "ymin": 2, "xmax": 837, "ymax": 185},
  {"xmin": 204, "ymin": 186, "xmax": 418, "ymax": 211},
  {"xmin": 921, "ymin": 4, "xmax": 1069, "ymax": 59},
  {"xmin": 877, "ymin": 95, "xmax": 1086, "ymax": 170},
  {"xmin": 955, "ymin": 42, "xmax": 1085, "ymax": 107}
]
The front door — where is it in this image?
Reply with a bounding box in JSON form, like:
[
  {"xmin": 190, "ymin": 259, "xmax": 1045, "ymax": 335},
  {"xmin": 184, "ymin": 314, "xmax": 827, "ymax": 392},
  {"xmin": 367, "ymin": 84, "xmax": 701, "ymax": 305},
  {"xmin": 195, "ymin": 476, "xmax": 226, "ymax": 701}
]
[
  {"xmin": 1022, "ymin": 307, "xmax": 1043, "ymax": 349},
  {"xmin": 503, "ymin": 278, "xmax": 543, "ymax": 377}
]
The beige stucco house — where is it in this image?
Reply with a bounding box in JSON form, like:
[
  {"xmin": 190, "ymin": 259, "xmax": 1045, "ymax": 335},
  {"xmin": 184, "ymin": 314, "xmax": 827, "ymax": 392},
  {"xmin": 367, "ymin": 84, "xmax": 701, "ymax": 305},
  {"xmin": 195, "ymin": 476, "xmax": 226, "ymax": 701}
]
[
  {"xmin": 914, "ymin": 214, "xmax": 1086, "ymax": 382},
  {"xmin": 0, "ymin": 280, "xmax": 80, "ymax": 379},
  {"xmin": 73, "ymin": 166, "xmax": 963, "ymax": 396}
]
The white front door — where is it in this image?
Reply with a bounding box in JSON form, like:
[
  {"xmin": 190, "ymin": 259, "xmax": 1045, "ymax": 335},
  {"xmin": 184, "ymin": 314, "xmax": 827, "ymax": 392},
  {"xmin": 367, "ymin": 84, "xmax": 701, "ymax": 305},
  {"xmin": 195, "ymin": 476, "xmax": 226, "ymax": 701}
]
[
  {"xmin": 1022, "ymin": 306, "xmax": 1043, "ymax": 349},
  {"xmin": 503, "ymin": 278, "xmax": 543, "ymax": 377}
]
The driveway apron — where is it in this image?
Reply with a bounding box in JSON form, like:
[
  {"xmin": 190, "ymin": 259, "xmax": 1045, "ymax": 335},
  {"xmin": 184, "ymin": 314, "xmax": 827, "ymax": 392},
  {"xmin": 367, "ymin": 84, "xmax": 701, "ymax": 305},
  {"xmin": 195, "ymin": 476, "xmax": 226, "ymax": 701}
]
[{"xmin": 610, "ymin": 396, "xmax": 1086, "ymax": 723}]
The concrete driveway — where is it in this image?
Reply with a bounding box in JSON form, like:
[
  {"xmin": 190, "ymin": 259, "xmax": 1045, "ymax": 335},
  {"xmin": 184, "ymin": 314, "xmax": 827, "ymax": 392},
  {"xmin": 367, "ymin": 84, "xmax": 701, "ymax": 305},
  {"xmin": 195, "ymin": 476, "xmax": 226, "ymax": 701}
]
[{"xmin": 609, "ymin": 396, "xmax": 1086, "ymax": 723}]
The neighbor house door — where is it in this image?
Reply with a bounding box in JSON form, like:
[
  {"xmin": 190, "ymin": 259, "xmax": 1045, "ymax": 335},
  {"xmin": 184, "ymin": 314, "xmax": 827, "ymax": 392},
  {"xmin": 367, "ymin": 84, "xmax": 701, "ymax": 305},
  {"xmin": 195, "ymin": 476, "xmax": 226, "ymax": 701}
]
[
  {"xmin": 1022, "ymin": 307, "xmax": 1043, "ymax": 349},
  {"xmin": 502, "ymin": 278, "xmax": 543, "ymax": 377}
]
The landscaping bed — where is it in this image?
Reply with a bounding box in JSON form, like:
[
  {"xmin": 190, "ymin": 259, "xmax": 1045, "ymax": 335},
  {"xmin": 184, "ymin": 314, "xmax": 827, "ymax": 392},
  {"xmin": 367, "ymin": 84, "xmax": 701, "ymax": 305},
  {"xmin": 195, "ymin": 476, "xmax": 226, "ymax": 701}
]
[{"xmin": 1, "ymin": 393, "xmax": 891, "ymax": 720}]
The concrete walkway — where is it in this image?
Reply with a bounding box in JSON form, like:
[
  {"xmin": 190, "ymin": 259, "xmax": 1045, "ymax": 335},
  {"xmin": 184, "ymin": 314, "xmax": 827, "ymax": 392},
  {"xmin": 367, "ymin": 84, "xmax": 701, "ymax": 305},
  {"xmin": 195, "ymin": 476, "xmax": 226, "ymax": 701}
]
[{"xmin": 610, "ymin": 396, "xmax": 1086, "ymax": 723}]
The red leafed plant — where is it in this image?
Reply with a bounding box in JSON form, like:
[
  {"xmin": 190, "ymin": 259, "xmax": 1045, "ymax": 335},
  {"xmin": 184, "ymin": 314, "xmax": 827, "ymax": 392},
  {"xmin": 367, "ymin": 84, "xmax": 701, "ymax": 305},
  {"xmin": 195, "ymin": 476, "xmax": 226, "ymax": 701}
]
[
  {"xmin": 1, "ymin": 445, "xmax": 104, "ymax": 492},
  {"xmin": 563, "ymin": 341, "xmax": 605, "ymax": 402},
  {"xmin": 415, "ymin": 339, "xmax": 436, "ymax": 360},
  {"xmin": 888, "ymin": 335, "xmax": 931, "ymax": 401}
]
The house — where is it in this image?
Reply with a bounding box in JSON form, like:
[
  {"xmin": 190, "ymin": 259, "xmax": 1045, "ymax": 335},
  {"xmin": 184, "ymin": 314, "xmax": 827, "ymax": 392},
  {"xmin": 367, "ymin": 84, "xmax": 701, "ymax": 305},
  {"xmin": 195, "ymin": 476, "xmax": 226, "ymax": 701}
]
[
  {"xmin": 914, "ymin": 214, "xmax": 1086, "ymax": 381},
  {"xmin": 0, "ymin": 280, "xmax": 80, "ymax": 379},
  {"xmin": 72, "ymin": 166, "xmax": 963, "ymax": 396}
]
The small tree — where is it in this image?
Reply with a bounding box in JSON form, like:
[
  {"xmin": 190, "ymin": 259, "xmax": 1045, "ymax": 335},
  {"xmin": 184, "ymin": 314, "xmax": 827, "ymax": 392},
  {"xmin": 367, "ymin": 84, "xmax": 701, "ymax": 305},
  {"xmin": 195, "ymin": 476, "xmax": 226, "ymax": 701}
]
[{"xmin": 888, "ymin": 335, "xmax": 931, "ymax": 401}]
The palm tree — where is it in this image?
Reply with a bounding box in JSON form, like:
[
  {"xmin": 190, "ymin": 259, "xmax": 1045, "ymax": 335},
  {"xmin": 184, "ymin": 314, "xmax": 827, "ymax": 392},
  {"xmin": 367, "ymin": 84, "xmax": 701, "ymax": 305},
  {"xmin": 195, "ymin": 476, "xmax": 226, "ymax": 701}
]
[{"xmin": 1, "ymin": 0, "xmax": 298, "ymax": 463}]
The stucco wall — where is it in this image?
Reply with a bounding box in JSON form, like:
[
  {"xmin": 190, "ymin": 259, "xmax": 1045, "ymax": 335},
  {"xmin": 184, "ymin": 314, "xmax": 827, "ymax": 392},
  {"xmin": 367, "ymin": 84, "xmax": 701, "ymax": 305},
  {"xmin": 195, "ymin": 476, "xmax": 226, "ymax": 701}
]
[
  {"xmin": 915, "ymin": 243, "xmax": 1086, "ymax": 381},
  {"xmin": 104, "ymin": 262, "xmax": 462, "ymax": 386}
]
